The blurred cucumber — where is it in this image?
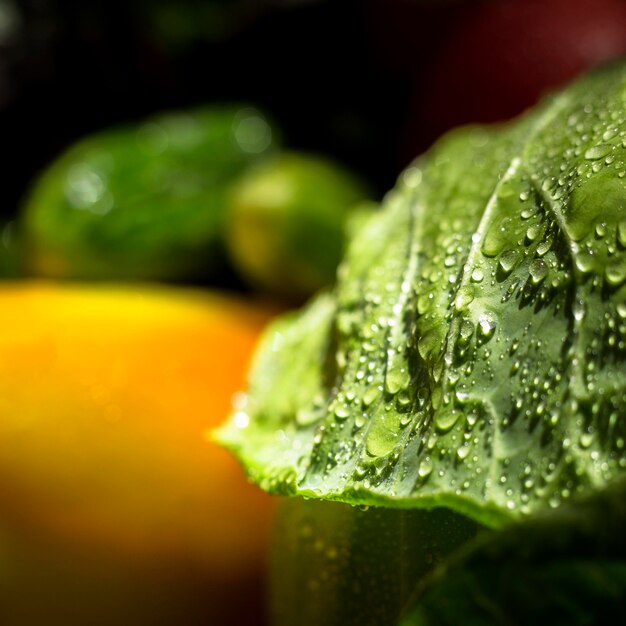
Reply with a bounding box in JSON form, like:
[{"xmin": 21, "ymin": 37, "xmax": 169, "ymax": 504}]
[
  {"xmin": 227, "ymin": 152, "xmax": 373, "ymax": 300},
  {"xmin": 19, "ymin": 105, "xmax": 278, "ymax": 282}
]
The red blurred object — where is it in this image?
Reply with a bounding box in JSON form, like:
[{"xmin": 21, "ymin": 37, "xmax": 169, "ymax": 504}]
[{"xmin": 406, "ymin": 0, "xmax": 626, "ymax": 159}]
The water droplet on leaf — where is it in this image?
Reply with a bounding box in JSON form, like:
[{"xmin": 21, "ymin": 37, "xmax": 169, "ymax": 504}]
[
  {"xmin": 498, "ymin": 249, "xmax": 519, "ymax": 274},
  {"xmin": 529, "ymin": 258, "xmax": 548, "ymax": 284},
  {"xmin": 584, "ymin": 144, "xmax": 611, "ymax": 160}
]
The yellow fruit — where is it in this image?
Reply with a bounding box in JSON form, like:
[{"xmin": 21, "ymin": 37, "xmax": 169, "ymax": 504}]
[{"xmin": 0, "ymin": 281, "xmax": 277, "ymax": 625}]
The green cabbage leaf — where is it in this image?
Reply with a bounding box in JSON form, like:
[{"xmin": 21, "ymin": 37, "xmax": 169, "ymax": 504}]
[{"xmin": 217, "ymin": 61, "xmax": 626, "ymax": 528}]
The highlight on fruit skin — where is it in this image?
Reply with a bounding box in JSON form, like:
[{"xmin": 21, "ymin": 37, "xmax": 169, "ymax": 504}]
[{"xmin": 0, "ymin": 281, "xmax": 278, "ymax": 626}]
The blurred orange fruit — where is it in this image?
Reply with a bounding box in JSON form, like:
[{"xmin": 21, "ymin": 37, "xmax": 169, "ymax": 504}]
[{"xmin": 0, "ymin": 281, "xmax": 278, "ymax": 625}]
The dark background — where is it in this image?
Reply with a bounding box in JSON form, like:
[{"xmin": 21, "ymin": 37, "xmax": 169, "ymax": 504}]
[{"xmin": 2, "ymin": 0, "xmax": 626, "ymax": 217}]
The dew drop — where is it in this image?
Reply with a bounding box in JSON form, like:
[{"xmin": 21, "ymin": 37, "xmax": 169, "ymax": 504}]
[
  {"xmin": 334, "ymin": 405, "xmax": 350, "ymax": 420},
  {"xmin": 455, "ymin": 385, "xmax": 470, "ymax": 403},
  {"xmin": 417, "ymin": 292, "xmax": 434, "ymax": 314},
  {"xmin": 456, "ymin": 444, "xmax": 470, "ymax": 460},
  {"xmin": 454, "ymin": 285, "xmax": 475, "ymax": 310},
  {"xmin": 525, "ymin": 224, "xmax": 541, "ymax": 242},
  {"xmin": 574, "ymin": 249, "xmax": 595, "ymax": 274},
  {"xmin": 435, "ymin": 410, "xmax": 460, "ymax": 433},
  {"xmin": 417, "ymin": 388, "xmax": 430, "ymax": 409},
  {"xmin": 584, "ymin": 144, "xmax": 611, "ymax": 160},
  {"xmin": 459, "ymin": 318, "xmax": 475, "ymax": 342},
  {"xmin": 427, "ymin": 432, "xmax": 438, "ymax": 450},
  {"xmin": 402, "ymin": 166, "xmax": 423, "ymax": 188},
  {"xmin": 536, "ymin": 240, "xmax": 552, "ymax": 257},
  {"xmin": 572, "ymin": 299, "xmax": 585, "ymax": 322},
  {"xmin": 397, "ymin": 391, "xmax": 411, "ymax": 409},
  {"xmin": 363, "ymin": 386, "xmax": 381, "ymax": 407},
  {"xmin": 385, "ymin": 367, "xmax": 410, "ymax": 395},
  {"xmin": 605, "ymin": 259, "xmax": 626, "ymax": 286},
  {"xmin": 482, "ymin": 217, "xmax": 513, "ymax": 257},
  {"xmin": 498, "ymin": 249, "xmax": 519, "ymax": 274},
  {"xmin": 365, "ymin": 424, "xmax": 397, "ymax": 458},
  {"xmin": 296, "ymin": 407, "xmax": 320, "ymax": 426},
  {"xmin": 529, "ymin": 258, "xmax": 548, "ymax": 284},
  {"xmin": 478, "ymin": 313, "xmax": 497, "ymax": 339},
  {"xmin": 603, "ymin": 127, "xmax": 619, "ymax": 141},
  {"xmin": 471, "ymin": 268, "xmax": 484, "ymax": 283},
  {"xmin": 418, "ymin": 456, "xmax": 433, "ymax": 478}
]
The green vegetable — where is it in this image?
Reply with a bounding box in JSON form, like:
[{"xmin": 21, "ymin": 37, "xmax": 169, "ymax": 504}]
[
  {"xmin": 227, "ymin": 152, "xmax": 372, "ymax": 300},
  {"xmin": 402, "ymin": 480, "xmax": 626, "ymax": 626},
  {"xmin": 270, "ymin": 500, "xmax": 480, "ymax": 626},
  {"xmin": 218, "ymin": 60, "xmax": 626, "ymax": 624},
  {"xmin": 20, "ymin": 105, "xmax": 277, "ymax": 281}
]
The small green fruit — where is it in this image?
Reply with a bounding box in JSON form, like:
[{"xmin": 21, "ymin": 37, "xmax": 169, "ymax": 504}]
[{"xmin": 227, "ymin": 152, "xmax": 372, "ymax": 300}]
